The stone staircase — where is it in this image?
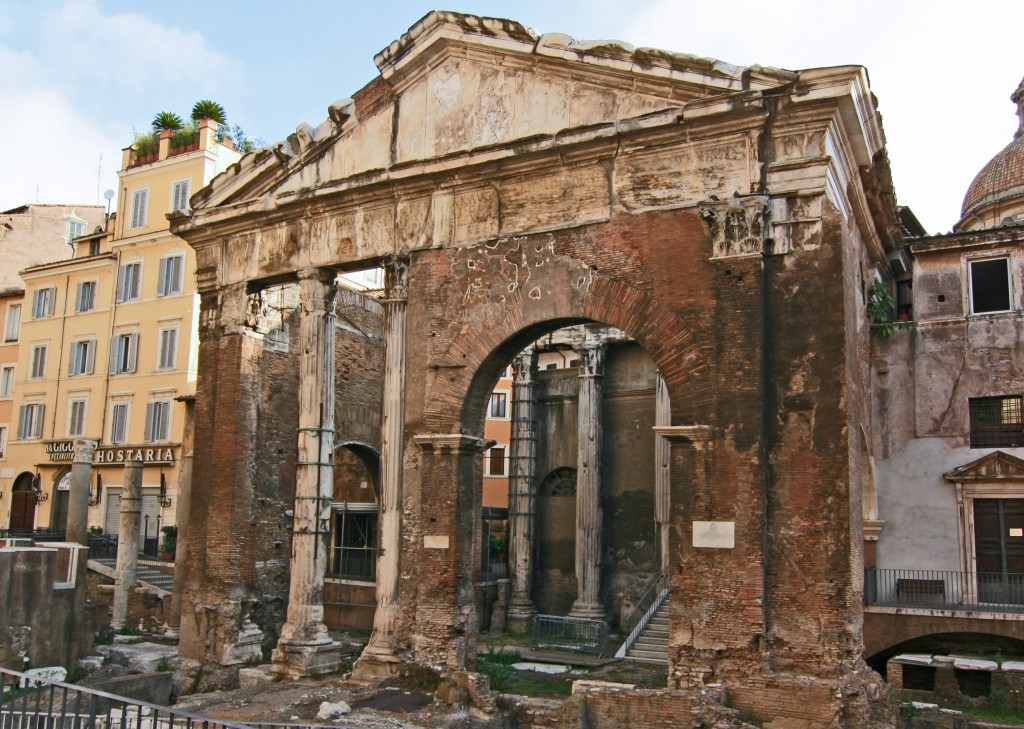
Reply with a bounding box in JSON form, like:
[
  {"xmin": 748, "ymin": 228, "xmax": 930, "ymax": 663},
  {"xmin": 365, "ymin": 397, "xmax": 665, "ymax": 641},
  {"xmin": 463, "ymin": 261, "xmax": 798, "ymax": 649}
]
[
  {"xmin": 88, "ymin": 556, "xmax": 173, "ymax": 595},
  {"xmin": 624, "ymin": 598, "xmax": 669, "ymax": 665}
]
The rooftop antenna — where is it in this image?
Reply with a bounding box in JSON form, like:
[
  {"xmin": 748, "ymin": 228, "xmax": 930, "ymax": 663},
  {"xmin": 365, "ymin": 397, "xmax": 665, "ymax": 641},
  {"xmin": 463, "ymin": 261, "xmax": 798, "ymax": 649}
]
[
  {"xmin": 35, "ymin": 186, "xmax": 39, "ymax": 203},
  {"xmin": 96, "ymin": 154, "xmax": 103, "ymax": 204}
]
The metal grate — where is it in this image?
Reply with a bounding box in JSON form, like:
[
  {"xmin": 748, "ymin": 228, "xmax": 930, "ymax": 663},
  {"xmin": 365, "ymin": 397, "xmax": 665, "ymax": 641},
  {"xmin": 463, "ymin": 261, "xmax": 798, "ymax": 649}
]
[
  {"xmin": 970, "ymin": 396, "xmax": 1024, "ymax": 448},
  {"xmin": 532, "ymin": 615, "xmax": 608, "ymax": 657}
]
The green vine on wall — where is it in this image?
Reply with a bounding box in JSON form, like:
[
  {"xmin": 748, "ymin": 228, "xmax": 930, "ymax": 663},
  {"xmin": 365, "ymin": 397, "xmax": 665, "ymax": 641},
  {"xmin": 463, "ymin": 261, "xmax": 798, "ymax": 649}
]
[{"xmin": 867, "ymin": 279, "xmax": 908, "ymax": 338}]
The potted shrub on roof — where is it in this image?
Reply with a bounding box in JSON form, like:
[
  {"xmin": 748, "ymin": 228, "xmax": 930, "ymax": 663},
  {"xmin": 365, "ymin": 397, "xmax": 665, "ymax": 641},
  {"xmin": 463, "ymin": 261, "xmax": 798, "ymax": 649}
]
[
  {"xmin": 151, "ymin": 111, "xmax": 183, "ymax": 133},
  {"xmin": 191, "ymin": 99, "xmax": 226, "ymax": 125}
]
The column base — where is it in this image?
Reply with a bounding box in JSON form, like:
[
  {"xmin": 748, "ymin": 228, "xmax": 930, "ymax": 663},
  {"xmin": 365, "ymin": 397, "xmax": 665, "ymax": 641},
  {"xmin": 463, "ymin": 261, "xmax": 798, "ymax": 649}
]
[
  {"xmin": 506, "ymin": 599, "xmax": 537, "ymax": 633},
  {"xmin": 568, "ymin": 602, "xmax": 606, "ymax": 622},
  {"xmin": 350, "ymin": 644, "xmax": 403, "ymax": 684},
  {"xmin": 271, "ymin": 639, "xmax": 342, "ymax": 679}
]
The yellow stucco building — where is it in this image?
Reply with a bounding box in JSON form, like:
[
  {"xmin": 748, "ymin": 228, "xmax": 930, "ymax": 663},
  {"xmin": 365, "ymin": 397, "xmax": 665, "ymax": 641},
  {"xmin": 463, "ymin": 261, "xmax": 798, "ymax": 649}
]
[{"xmin": 3, "ymin": 120, "xmax": 240, "ymax": 547}]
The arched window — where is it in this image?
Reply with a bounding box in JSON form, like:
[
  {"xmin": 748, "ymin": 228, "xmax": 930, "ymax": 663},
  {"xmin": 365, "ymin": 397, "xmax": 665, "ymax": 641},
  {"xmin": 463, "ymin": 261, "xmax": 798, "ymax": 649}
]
[{"xmin": 541, "ymin": 467, "xmax": 577, "ymax": 497}]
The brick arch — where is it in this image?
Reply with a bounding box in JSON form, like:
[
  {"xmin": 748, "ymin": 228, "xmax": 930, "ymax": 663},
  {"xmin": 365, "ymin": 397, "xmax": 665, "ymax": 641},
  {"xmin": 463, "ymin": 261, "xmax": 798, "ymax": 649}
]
[
  {"xmin": 865, "ymin": 613, "xmax": 1024, "ymax": 662},
  {"xmin": 335, "ymin": 404, "xmax": 382, "ymax": 455},
  {"xmin": 420, "ymin": 269, "xmax": 708, "ymax": 436}
]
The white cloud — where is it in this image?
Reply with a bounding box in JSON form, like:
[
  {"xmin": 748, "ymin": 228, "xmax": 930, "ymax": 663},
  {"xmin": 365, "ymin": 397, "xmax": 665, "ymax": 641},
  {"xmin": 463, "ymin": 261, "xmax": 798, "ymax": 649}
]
[
  {"xmin": 0, "ymin": 85, "xmax": 121, "ymax": 209},
  {"xmin": 0, "ymin": 0, "xmax": 242, "ymax": 210},
  {"xmin": 41, "ymin": 0, "xmax": 241, "ymax": 96}
]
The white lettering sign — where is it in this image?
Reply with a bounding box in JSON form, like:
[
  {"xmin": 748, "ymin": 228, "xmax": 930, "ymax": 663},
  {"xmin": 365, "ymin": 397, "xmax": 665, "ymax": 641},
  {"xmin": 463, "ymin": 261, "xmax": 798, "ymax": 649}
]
[
  {"xmin": 692, "ymin": 521, "xmax": 735, "ymax": 549},
  {"xmin": 44, "ymin": 441, "xmax": 177, "ymax": 465}
]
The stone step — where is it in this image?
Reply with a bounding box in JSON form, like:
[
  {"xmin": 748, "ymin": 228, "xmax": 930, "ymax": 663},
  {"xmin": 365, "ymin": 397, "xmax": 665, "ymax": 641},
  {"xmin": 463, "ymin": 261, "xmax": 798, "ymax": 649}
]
[{"xmin": 627, "ymin": 651, "xmax": 668, "ymax": 663}]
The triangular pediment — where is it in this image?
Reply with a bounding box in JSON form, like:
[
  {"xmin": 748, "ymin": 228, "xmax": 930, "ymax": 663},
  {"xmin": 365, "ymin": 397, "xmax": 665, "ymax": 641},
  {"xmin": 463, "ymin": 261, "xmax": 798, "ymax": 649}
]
[
  {"xmin": 188, "ymin": 11, "xmax": 798, "ymax": 214},
  {"xmin": 944, "ymin": 451, "xmax": 1024, "ymax": 481}
]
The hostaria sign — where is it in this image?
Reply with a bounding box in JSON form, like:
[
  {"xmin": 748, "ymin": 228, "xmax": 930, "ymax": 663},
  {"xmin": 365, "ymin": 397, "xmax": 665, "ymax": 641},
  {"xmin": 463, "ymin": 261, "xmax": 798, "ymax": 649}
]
[{"xmin": 44, "ymin": 440, "xmax": 178, "ymax": 465}]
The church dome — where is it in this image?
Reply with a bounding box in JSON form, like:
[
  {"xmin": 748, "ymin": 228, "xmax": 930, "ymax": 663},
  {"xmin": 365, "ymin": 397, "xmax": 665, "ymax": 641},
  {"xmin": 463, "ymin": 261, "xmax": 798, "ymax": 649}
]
[{"xmin": 959, "ymin": 77, "xmax": 1024, "ymax": 230}]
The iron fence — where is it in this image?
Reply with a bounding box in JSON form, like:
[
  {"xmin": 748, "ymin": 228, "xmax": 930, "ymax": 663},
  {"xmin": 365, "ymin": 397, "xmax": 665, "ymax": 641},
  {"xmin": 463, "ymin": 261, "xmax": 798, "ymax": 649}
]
[
  {"xmin": 865, "ymin": 567, "xmax": 1024, "ymax": 612},
  {"xmin": 86, "ymin": 534, "xmax": 119, "ymax": 560},
  {"xmin": 0, "ymin": 666, "xmax": 253, "ymax": 729},
  {"xmin": 532, "ymin": 614, "xmax": 609, "ymax": 657},
  {"xmin": 0, "ymin": 530, "xmax": 67, "ymax": 544}
]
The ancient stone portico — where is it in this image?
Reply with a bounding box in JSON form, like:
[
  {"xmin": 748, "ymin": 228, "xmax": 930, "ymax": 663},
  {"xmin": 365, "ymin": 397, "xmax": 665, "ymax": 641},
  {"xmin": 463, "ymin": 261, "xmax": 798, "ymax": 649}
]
[{"xmin": 172, "ymin": 11, "xmax": 902, "ymax": 726}]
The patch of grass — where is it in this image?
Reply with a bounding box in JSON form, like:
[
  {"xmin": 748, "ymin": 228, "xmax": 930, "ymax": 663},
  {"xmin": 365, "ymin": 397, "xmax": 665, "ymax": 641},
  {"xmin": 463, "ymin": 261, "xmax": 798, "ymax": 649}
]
[
  {"xmin": 93, "ymin": 633, "xmax": 112, "ymax": 646},
  {"xmin": 957, "ymin": 690, "xmax": 1024, "ymax": 725},
  {"xmin": 117, "ymin": 626, "xmax": 142, "ymax": 636},
  {"xmin": 477, "ymin": 654, "xmax": 573, "ymax": 697}
]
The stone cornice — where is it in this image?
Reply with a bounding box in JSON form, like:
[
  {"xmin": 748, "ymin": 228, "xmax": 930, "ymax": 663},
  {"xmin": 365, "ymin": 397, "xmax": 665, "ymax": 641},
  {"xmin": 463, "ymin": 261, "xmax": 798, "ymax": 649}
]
[{"xmin": 413, "ymin": 434, "xmax": 495, "ymax": 454}]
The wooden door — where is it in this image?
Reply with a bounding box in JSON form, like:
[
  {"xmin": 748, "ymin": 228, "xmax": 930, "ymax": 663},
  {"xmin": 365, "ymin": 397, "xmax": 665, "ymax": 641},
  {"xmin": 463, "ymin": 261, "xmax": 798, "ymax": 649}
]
[
  {"xmin": 974, "ymin": 498, "xmax": 1024, "ymax": 603},
  {"xmin": 10, "ymin": 491, "xmax": 36, "ymax": 530}
]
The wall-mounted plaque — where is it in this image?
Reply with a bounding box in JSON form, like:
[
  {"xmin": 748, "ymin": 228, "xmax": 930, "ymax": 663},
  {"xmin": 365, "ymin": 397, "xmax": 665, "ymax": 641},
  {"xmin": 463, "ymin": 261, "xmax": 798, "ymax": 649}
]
[{"xmin": 693, "ymin": 520, "xmax": 735, "ymax": 549}]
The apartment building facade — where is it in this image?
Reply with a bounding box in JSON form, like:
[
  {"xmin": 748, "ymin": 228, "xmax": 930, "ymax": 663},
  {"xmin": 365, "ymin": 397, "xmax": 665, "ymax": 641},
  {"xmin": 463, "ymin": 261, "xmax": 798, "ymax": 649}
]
[{"xmin": 2, "ymin": 120, "xmax": 239, "ymax": 544}]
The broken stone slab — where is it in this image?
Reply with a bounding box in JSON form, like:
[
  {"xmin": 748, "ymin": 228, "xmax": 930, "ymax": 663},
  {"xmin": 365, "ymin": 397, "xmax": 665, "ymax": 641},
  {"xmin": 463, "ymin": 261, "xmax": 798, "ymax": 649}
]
[
  {"xmin": 19, "ymin": 667, "xmax": 66, "ymax": 687},
  {"xmin": 891, "ymin": 654, "xmax": 933, "ymax": 665},
  {"xmin": 932, "ymin": 655, "xmax": 955, "ymax": 664},
  {"xmin": 1002, "ymin": 661, "xmax": 1024, "ymax": 672},
  {"xmin": 952, "ymin": 657, "xmax": 998, "ymax": 671},
  {"xmin": 113, "ymin": 635, "xmax": 142, "ymax": 644},
  {"xmin": 78, "ymin": 656, "xmax": 104, "ymax": 671},
  {"xmin": 512, "ymin": 662, "xmax": 569, "ymax": 674},
  {"xmin": 100, "ymin": 642, "xmax": 178, "ymax": 673},
  {"xmin": 239, "ymin": 665, "xmax": 275, "ymax": 689},
  {"xmin": 316, "ymin": 701, "xmax": 351, "ymax": 720}
]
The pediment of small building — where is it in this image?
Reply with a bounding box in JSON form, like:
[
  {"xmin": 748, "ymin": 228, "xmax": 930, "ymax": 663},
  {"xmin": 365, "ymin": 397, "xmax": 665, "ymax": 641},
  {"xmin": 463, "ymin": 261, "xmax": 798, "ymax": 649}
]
[
  {"xmin": 945, "ymin": 450, "xmax": 1024, "ymax": 481},
  {"xmin": 189, "ymin": 11, "xmax": 795, "ymax": 213}
]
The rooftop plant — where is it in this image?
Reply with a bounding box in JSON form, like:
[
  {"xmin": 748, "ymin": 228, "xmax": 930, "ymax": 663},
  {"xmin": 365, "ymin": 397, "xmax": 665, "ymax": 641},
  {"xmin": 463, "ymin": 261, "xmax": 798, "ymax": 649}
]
[
  {"xmin": 151, "ymin": 111, "xmax": 183, "ymax": 132},
  {"xmin": 191, "ymin": 99, "xmax": 226, "ymax": 124}
]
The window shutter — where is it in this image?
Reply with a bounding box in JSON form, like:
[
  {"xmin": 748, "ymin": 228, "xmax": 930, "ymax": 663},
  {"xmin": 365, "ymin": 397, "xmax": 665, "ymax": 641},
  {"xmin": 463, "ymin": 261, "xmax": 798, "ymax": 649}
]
[
  {"xmin": 68, "ymin": 344, "xmax": 75, "ymax": 376},
  {"xmin": 86, "ymin": 339, "xmax": 96, "ymax": 374},
  {"xmin": 157, "ymin": 258, "xmax": 167, "ymax": 296},
  {"xmin": 17, "ymin": 405, "xmax": 26, "ymax": 439},
  {"xmin": 171, "ymin": 256, "xmax": 182, "ymax": 294},
  {"xmin": 128, "ymin": 333, "xmax": 138, "ymax": 373},
  {"xmin": 109, "ymin": 335, "xmax": 118, "ymax": 374},
  {"xmin": 144, "ymin": 403, "xmax": 154, "ymax": 442},
  {"xmin": 116, "ymin": 266, "xmax": 126, "ymax": 302},
  {"xmin": 34, "ymin": 405, "xmax": 44, "ymax": 438},
  {"xmin": 45, "ymin": 288, "xmax": 54, "ymax": 317}
]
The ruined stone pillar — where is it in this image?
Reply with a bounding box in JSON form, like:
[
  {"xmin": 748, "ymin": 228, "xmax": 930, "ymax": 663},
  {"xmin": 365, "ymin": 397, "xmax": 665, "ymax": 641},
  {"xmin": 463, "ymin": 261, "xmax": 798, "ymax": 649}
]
[
  {"xmin": 166, "ymin": 396, "xmax": 194, "ymax": 638},
  {"xmin": 507, "ymin": 347, "xmax": 538, "ymax": 631},
  {"xmin": 655, "ymin": 373, "xmax": 671, "ymax": 571},
  {"xmin": 111, "ymin": 459, "xmax": 142, "ymax": 630},
  {"xmin": 412, "ymin": 434, "xmax": 494, "ymax": 671},
  {"xmin": 272, "ymin": 268, "xmax": 341, "ymax": 678},
  {"xmin": 67, "ymin": 439, "xmax": 97, "ymax": 546},
  {"xmin": 352, "ymin": 256, "xmax": 409, "ymax": 682},
  {"xmin": 569, "ymin": 333, "xmax": 606, "ymax": 621}
]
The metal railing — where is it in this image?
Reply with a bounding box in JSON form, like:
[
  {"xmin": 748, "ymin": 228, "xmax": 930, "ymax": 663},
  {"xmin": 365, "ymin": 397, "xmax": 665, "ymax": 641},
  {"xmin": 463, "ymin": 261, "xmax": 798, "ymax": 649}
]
[
  {"xmin": 615, "ymin": 570, "xmax": 668, "ymax": 659},
  {"xmin": 0, "ymin": 666, "xmax": 253, "ymax": 729},
  {"xmin": 0, "ymin": 530, "xmax": 67, "ymax": 544},
  {"xmin": 532, "ymin": 615, "xmax": 609, "ymax": 657},
  {"xmin": 865, "ymin": 568, "xmax": 1024, "ymax": 612},
  {"xmin": 86, "ymin": 534, "xmax": 119, "ymax": 560}
]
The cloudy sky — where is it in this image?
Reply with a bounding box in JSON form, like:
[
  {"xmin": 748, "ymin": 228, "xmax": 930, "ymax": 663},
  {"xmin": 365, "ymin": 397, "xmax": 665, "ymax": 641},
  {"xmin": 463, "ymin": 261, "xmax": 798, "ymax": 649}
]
[{"xmin": 0, "ymin": 0, "xmax": 1020, "ymax": 233}]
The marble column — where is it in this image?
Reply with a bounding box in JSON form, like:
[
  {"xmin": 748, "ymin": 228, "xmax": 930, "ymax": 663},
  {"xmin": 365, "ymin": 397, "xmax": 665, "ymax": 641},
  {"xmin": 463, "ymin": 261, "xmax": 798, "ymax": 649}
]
[
  {"xmin": 111, "ymin": 459, "xmax": 142, "ymax": 630},
  {"xmin": 569, "ymin": 333, "xmax": 606, "ymax": 621},
  {"xmin": 655, "ymin": 373, "xmax": 671, "ymax": 571},
  {"xmin": 67, "ymin": 439, "xmax": 98, "ymax": 546},
  {"xmin": 166, "ymin": 396, "xmax": 194, "ymax": 638},
  {"xmin": 353, "ymin": 256, "xmax": 409, "ymax": 682},
  {"xmin": 506, "ymin": 347, "xmax": 538, "ymax": 630},
  {"xmin": 272, "ymin": 268, "xmax": 342, "ymax": 678}
]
